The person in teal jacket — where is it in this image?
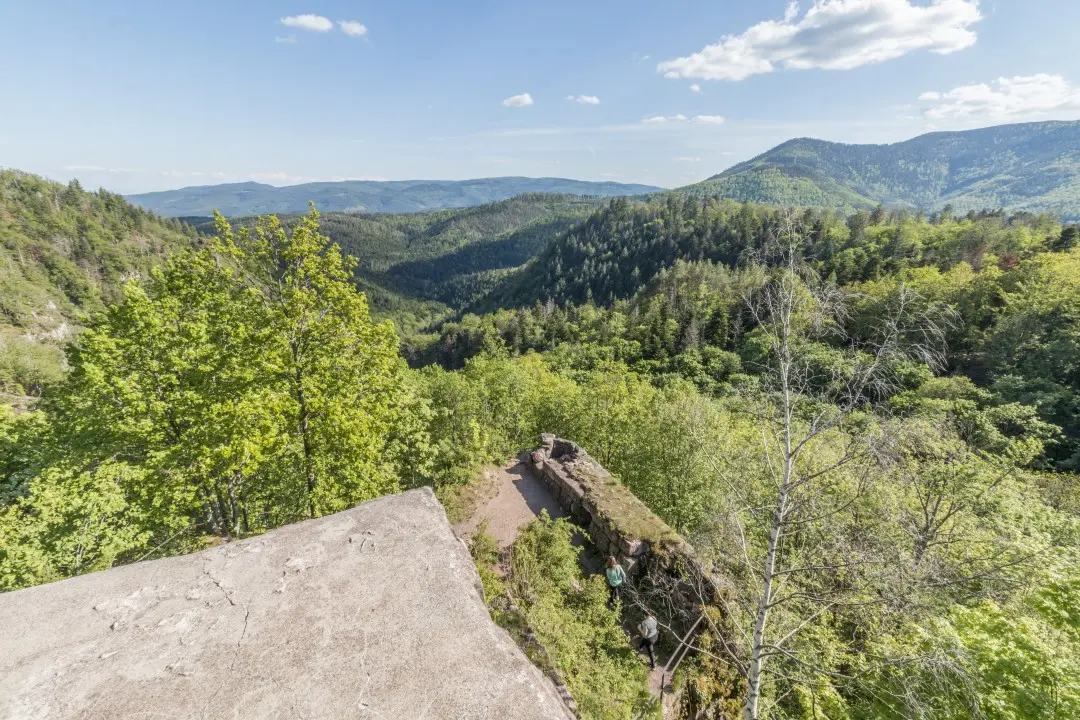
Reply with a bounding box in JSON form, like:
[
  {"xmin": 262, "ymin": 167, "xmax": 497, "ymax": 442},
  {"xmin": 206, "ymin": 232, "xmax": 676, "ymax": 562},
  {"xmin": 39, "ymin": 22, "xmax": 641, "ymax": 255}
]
[{"xmin": 604, "ymin": 556, "xmax": 626, "ymax": 606}]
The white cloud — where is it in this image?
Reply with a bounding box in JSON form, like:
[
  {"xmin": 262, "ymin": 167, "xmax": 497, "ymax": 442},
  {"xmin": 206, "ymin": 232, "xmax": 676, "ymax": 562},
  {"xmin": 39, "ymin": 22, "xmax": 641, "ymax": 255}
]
[
  {"xmin": 338, "ymin": 20, "xmax": 368, "ymax": 37},
  {"xmin": 676, "ymin": 156, "xmax": 703, "ymax": 162},
  {"xmin": 658, "ymin": 0, "xmax": 981, "ymax": 82},
  {"xmin": 274, "ymin": 35, "xmax": 297, "ymax": 44},
  {"xmin": 690, "ymin": 83, "xmax": 701, "ymax": 93},
  {"xmin": 502, "ymin": 93, "xmax": 535, "ymax": 107},
  {"xmin": 920, "ymin": 73, "xmax": 1080, "ymax": 122},
  {"xmin": 280, "ymin": 14, "xmax": 333, "ymax": 32},
  {"xmin": 642, "ymin": 114, "xmax": 724, "ymax": 125},
  {"xmin": 566, "ymin": 94, "xmax": 601, "ymax": 105},
  {"xmin": 642, "ymin": 114, "xmax": 688, "ymax": 124}
]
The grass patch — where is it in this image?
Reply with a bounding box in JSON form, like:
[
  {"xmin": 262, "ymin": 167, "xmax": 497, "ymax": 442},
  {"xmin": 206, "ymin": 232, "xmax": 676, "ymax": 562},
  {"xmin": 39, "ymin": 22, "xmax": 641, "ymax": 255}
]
[
  {"xmin": 437, "ymin": 464, "xmax": 500, "ymax": 525},
  {"xmin": 563, "ymin": 458, "xmax": 684, "ymax": 555}
]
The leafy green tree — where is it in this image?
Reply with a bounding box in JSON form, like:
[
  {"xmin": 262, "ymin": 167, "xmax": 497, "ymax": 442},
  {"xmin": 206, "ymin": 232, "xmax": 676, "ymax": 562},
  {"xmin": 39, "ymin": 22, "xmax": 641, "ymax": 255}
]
[
  {"xmin": 0, "ymin": 207, "xmax": 426, "ymax": 590},
  {"xmin": 235, "ymin": 209, "xmax": 411, "ymax": 516}
]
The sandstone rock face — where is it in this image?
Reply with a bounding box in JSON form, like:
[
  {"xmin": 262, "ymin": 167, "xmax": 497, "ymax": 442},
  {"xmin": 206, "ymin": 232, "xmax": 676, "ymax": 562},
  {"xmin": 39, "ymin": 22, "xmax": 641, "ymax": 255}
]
[{"xmin": 0, "ymin": 488, "xmax": 574, "ymax": 720}]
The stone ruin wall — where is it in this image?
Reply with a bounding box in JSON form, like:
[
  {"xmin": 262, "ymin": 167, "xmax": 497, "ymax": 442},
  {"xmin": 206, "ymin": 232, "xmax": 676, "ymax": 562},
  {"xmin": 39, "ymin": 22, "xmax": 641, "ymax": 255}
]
[{"xmin": 530, "ymin": 435, "xmax": 724, "ymax": 619}]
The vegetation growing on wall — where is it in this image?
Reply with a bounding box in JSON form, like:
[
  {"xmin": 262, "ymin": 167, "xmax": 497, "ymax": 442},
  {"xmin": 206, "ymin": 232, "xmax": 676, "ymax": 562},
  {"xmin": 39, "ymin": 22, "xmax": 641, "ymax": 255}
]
[{"xmin": 470, "ymin": 515, "xmax": 658, "ymax": 720}]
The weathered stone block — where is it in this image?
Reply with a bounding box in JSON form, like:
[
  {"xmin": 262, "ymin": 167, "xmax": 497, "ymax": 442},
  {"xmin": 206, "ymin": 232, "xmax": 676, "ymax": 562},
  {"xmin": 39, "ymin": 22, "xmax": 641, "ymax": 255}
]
[
  {"xmin": 619, "ymin": 536, "xmax": 648, "ymax": 557},
  {"xmin": 0, "ymin": 489, "xmax": 575, "ymax": 720}
]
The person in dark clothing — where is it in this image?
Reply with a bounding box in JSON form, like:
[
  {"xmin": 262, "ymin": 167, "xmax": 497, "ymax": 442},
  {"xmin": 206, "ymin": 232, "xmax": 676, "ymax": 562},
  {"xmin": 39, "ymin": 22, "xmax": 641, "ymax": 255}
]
[
  {"xmin": 637, "ymin": 612, "xmax": 660, "ymax": 669},
  {"xmin": 604, "ymin": 556, "xmax": 626, "ymax": 606}
]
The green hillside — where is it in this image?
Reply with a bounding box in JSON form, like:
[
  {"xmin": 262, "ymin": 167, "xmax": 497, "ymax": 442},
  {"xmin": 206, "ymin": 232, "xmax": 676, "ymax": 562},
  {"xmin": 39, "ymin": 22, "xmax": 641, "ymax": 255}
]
[
  {"xmin": 127, "ymin": 177, "xmax": 661, "ymax": 217},
  {"xmin": 684, "ymin": 120, "xmax": 1080, "ymax": 218},
  {"xmin": 469, "ymin": 192, "xmax": 1071, "ymax": 324},
  {"xmin": 0, "ymin": 171, "xmax": 196, "ymax": 399}
]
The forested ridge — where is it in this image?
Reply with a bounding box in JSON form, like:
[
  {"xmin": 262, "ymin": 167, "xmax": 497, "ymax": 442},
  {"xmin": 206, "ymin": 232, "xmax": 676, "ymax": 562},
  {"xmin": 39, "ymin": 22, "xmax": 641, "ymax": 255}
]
[
  {"xmin": 187, "ymin": 193, "xmax": 604, "ymax": 332},
  {"xmin": 683, "ymin": 120, "xmax": 1080, "ymax": 218},
  {"xmin": 0, "ymin": 170, "xmax": 197, "ymax": 400},
  {"xmin": 0, "ymin": 171, "xmax": 1078, "ymax": 719}
]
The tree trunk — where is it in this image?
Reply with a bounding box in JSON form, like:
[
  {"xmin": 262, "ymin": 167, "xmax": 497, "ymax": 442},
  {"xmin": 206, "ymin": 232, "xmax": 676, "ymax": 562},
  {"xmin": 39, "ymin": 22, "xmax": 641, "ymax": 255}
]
[
  {"xmin": 745, "ymin": 467, "xmax": 789, "ymax": 720},
  {"xmin": 293, "ymin": 355, "xmax": 317, "ymax": 519},
  {"xmin": 227, "ymin": 470, "xmax": 242, "ymax": 538},
  {"xmin": 214, "ymin": 483, "xmax": 233, "ymax": 542},
  {"xmin": 746, "ymin": 309, "xmax": 795, "ymax": 720}
]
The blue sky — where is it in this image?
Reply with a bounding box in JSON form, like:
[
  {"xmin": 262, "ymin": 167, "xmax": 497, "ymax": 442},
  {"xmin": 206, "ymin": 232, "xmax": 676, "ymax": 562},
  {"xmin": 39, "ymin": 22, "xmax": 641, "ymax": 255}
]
[{"xmin": 2, "ymin": 0, "xmax": 1080, "ymax": 192}]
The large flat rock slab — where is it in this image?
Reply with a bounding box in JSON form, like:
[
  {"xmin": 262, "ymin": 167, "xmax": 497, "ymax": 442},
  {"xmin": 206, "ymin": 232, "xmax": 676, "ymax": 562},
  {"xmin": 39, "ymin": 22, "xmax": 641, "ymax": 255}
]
[{"xmin": 0, "ymin": 487, "xmax": 573, "ymax": 719}]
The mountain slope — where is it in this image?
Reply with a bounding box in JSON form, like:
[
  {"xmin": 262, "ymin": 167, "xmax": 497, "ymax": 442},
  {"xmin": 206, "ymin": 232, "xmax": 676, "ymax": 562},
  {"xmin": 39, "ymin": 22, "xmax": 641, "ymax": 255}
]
[
  {"xmin": 684, "ymin": 120, "xmax": 1080, "ymax": 218},
  {"xmin": 127, "ymin": 177, "xmax": 662, "ymax": 217},
  {"xmin": 0, "ymin": 170, "xmax": 197, "ymax": 397},
  {"xmin": 474, "ymin": 193, "xmax": 1069, "ymax": 315}
]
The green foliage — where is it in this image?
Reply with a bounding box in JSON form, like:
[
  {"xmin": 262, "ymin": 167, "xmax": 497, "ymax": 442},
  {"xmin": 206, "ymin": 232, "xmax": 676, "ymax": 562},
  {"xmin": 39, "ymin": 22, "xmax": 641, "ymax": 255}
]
[
  {"xmin": 0, "ymin": 208, "xmax": 425, "ymax": 590},
  {"xmin": 507, "ymin": 513, "xmax": 657, "ymax": 719},
  {"xmin": 0, "ymin": 335, "xmax": 65, "ymax": 398},
  {"xmin": 0, "ymin": 170, "xmax": 195, "ymax": 398},
  {"xmin": 0, "ymin": 460, "xmax": 151, "ymax": 588},
  {"xmin": 466, "ymin": 521, "xmax": 507, "ymax": 607},
  {"xmin": 855, "ymin": 551, "xmax": 1080, "ymax": 720}
]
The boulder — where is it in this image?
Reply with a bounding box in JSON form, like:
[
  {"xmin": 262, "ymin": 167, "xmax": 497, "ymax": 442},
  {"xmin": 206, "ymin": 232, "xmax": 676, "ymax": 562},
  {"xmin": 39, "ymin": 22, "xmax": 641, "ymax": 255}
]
[{"xmin": 0, "ymin": 488, "xmax": 574, "ymax": 719}]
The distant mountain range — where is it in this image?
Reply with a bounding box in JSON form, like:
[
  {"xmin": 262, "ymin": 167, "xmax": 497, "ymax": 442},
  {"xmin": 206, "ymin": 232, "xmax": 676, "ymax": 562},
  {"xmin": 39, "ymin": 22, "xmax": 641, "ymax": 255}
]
[
  {"xmin": 126, "ymin": 177, "xmax": 662, "ymax": 217},
  {"xmin": 682, "ymin": 120, "xmax": 1080, "ymax": 218}
]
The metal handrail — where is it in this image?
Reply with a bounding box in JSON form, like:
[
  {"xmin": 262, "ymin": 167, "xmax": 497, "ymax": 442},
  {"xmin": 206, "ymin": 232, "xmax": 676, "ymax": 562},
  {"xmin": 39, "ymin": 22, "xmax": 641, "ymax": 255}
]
[{"xmin": 659, "ymin": 613, "xmax": 705, "ymax": 701}]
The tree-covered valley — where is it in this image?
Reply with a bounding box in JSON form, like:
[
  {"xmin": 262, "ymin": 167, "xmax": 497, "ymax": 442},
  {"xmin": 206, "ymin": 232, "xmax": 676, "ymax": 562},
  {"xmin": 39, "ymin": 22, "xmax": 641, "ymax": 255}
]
[{"xmin": 1, "ymin": 170, "xmax": 1078, "ymax": 719}]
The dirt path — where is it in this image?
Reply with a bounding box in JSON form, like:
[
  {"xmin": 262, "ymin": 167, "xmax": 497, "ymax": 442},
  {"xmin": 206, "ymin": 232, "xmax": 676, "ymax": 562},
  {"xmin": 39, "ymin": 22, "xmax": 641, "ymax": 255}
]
[{"xmin": 454, "ymin": 458, "xmax": 567, "ymax": 548}]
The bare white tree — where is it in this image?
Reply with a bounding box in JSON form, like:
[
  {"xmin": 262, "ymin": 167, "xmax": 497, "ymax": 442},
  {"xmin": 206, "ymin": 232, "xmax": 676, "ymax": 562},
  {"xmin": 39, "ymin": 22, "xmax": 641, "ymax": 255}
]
[{"xmin": 694, "ymin": 212, "xmax": 953, "ymax": 719}]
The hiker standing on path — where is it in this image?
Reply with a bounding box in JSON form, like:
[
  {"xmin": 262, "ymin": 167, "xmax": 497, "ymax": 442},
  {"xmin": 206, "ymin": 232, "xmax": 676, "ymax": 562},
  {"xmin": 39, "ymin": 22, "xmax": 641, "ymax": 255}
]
[
  {"xmin": 637, "ymin": 612, "xmax": 660, "ymax": 669},
  {"xmin": 604, "ymin": 556, "xmax": 626, "ymax": 606}
]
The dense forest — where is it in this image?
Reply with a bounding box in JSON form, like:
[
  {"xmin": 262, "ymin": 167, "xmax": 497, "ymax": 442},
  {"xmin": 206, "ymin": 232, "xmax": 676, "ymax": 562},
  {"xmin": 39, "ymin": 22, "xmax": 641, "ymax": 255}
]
[
  {"xmin": 1, "ymin": 174, "xmax": 1078, "ymax": 718},
  {"xmin": 474, "ymin": 194, "xmax": 1067, "ymax": 310}
]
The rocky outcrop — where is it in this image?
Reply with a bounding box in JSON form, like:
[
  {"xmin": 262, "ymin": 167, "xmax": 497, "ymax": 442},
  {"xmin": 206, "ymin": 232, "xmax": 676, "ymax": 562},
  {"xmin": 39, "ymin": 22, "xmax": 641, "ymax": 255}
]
[
  {"xmin": 534, "ymin": 436, "xmax": 680, "ymax": 570},
  {"xmin": 532, "ymin": 435, "xmax": 727, "ymax": 621},
  {"xmin": 0, "ymin": 488, "xmax": 575, "ymax": 720}
]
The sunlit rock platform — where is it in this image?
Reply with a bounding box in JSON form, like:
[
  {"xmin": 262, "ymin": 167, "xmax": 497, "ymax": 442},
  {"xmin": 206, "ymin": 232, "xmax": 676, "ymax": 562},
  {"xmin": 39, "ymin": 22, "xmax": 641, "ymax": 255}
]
[{"xmin": 0, "ymin": 487, "xmax": 573, "ymax": 719}]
